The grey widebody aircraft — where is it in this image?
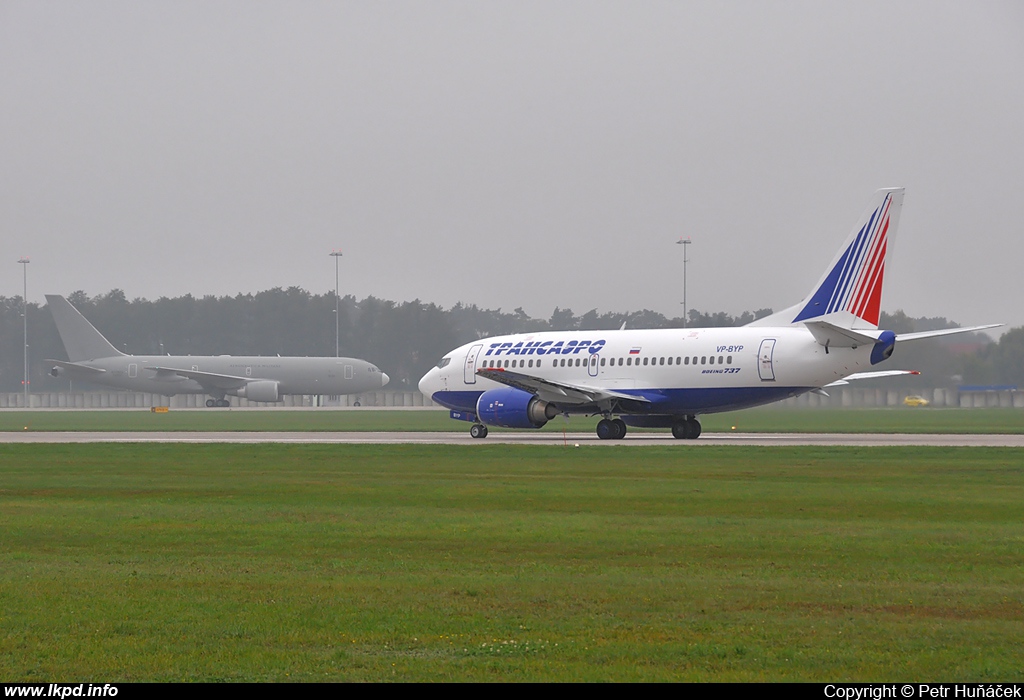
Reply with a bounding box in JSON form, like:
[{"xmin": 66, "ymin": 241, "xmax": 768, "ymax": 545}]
[{"xmin": 45, "ymin": 295, "xmax": 389, "ymax": 406}]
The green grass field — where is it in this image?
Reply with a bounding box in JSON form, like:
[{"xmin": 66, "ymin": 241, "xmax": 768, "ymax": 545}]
[
  {"xmin": 1, "ymin": 407, "xmax": 1023, "ymax": 433},
  {"xmin": 2, "ymin": 444, "xmax": 1022, "ymax": 681}
]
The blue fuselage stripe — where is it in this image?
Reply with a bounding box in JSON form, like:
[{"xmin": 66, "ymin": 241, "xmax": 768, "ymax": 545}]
[{"xmin": 431, "ymin": 386, "xmax": 811, "ymax": 416}]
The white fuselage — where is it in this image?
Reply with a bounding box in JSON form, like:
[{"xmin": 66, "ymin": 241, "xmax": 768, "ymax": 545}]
[{"xmin": 419, "ymin": 325, "xmax": 882, "ymax": 416}]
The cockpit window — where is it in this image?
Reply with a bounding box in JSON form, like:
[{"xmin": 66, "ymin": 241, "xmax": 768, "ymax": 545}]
[{"xmin": 436, "ymin": 357, "xmax": 452, "ymax": 369}]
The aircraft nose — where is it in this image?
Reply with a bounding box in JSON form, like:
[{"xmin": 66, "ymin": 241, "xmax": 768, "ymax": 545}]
[
  {"xmin": 418, "ymin": 368, "xmax": 435, "ymax": 397},
  {"xmin": 380, "ymin": 371, "xmax": 389, "ymax": 387}
]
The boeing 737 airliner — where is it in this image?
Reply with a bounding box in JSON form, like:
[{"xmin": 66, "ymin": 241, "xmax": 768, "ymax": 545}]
[{"xmin": 418, "ymin": 188, "xmax": 1000, "ymax": 439}]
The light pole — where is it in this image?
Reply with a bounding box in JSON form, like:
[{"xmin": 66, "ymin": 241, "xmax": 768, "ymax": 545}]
[
  {"xmin": 18, "ymin": 257, "xmax": 30, "ymax": 406},
  {"xmin": 675, "ymin": 238, "xmax": 691, "ymax": 328},
  {"xmin": 330, "ymin": 250, "xmax": 343, "ymax": 357}
]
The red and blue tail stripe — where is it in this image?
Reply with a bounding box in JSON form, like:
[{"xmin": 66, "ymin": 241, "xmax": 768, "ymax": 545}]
[{"xmin": 793, "ymin": 191, "xmax": 896, "ymax": 327}]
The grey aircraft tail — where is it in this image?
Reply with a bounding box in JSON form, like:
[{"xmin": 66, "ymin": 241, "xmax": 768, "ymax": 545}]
[{"xmin": 45, "ymin": 295, "xmax": 124, "ymax": 362}]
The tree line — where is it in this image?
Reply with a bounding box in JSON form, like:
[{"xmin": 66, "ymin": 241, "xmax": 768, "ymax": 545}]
[{"xmin": 0, "ymin": 288, "xmax": 1019, "ymax": 393}]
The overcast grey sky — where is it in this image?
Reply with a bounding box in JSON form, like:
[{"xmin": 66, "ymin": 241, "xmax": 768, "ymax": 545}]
[{"xmin": 2, "ymin": 1, "xmax": 1022, "ymax": 333}]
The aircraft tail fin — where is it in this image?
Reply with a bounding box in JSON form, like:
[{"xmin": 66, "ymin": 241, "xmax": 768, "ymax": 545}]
[
  {"xmin": 749, "ymin": 188, "xmax": 904, "ymax": 330},
  {"xmin": 45, "ymin": 295, "xmax": 124, "ymax": 362}
]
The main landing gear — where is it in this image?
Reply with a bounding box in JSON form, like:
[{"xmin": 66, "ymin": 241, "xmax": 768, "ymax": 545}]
[
  {"xmin": 671, "ymin": 416, "xmax": 702, "ymax": 439},
  {"xmin": 596, "ymin": 418, "xmax": 627, "ymax": 440},
  {"xmin": 470, "ymin": 424, "xmax": 489, "ymax": 439},
  {"xmin": 205, "ymin": 398, "xmax": 230, "ymax": 408}
]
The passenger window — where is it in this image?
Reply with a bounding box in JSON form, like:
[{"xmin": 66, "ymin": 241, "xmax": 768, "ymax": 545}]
[
  {"xmin": 626, "ymin": 357, "xmax": 632, "ymax": 366},
  {"xmin": 719, "ymin": 356, "xmax": 724, "ymax": 364},
  {"xmin": 684, "ymin": 357, "xmax": 689, "ymax": 365},
  {"xmin": 727, "ymin": 356, "xmax": 732, "ymax": 364},
  {"xmin": 668, "ymin": 357, "xmax": 673, "ymax": 365},
  {"xmin": 676, "ymin": 357, "xmax": 681, "ymax": 364},
  {"xmin": 618, "ymin": 358, "xmax": 623, "ymax": 366},
  {"xmin": 701, "ymin": 356, "xmax": 706, "ymax": 365},
  {"xmin": 642, "ymin": 357, "xmax": 648, "ymax": 366},
  {"xmin": 659, "ymin": 357, "xmax": 665, "ymax": 365}
]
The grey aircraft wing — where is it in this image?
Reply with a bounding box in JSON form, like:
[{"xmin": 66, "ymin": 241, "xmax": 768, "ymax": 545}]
[
  {"xmin": 476, "ymin": 367, "xmax": 650, "ymax": 410},
  {"xmin": 145, "ymin": 366, "xmax": 250, "ymax": 393}
]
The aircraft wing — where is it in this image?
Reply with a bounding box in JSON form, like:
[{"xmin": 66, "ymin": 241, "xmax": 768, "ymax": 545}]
[
  {"xmin": 823, "ymin": 370, "xmax": 920, "ymax": 387},
  {"xmin": 145, "ymin": 366, "xmax": 250, "ymax": 392},
  {"xmin": 896, "ymin": 324, "xmax": 1002, "ymax": 342},
  {"xmin": 477, "ymin": 367, "xmax": 650, "ymax": 408}
]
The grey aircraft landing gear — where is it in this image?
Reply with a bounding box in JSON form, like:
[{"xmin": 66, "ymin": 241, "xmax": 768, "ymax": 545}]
[
  {"xmin": 671, "ymin": 416, "xmax": 702, "ymax": 440},
  {"xmin": 206, "ymin": 399, "xmax": 216, "ymax": 408},
  {"xmin": 470, "ymin": 424, "xmax": 489, "ymax": 439},
  {"xmin": 206, "ymin": 398, "xmax": 230, "ymax": 408},
  {"xmin": 596, "ymin": 418, "xmax": 628, "ymax": 440}
]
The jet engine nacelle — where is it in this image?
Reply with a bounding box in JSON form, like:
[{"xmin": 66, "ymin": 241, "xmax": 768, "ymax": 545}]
[
  {"xmin": 476, "ymin": 387, "xmax": 558, "ymax": 429},
  {"xmin": 50, "ymin": 366, "xmax": 64, "ymax": 378},
  {"xmin": 236, "ymin": 380, "xmax": 281, "ymax": 402}
]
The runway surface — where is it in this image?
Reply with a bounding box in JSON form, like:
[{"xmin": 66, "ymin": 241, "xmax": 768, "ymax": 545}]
[{"xmin": 2, "ymin": 431, "xmax": 1022, "ymax": 446}]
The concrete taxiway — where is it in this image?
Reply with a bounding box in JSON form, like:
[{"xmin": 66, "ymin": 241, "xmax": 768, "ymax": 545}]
[{"xmin": 1, "ymin": 431, "xmax": 1022, "ymax": 446}]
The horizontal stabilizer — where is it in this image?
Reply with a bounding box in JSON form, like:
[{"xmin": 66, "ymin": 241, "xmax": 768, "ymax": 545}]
[
  {"xmin": 44, "ymin": 359, "xmax": 107, "ymax": 376},
  {"xmin": 896, "ymin": 324, "xmax": 1002, "ymax": 342},
  {"xmin": 804, "ymin": 320, "xmax": 883, "ymax": 348},
  {"xmin": 823, "ymin": 370, "xmax": 920, "ymax": 387}
]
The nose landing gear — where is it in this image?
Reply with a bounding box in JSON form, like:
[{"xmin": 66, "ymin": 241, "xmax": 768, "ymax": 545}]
[{"xmin": 470, "ymin": 424, "xmax": 489, "ymax": 439}]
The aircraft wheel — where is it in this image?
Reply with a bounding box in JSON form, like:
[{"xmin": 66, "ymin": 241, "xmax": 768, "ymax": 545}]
[
  {"xmin": 353, "ymin": 401, "xmax": 361, "ymax": 407},
  {"xmin": 596, "ymin": 419, "xmax": 615, "ymax": 440},
  {"xmin": 217, "ymin": 399, "xmax": 230, "ymax": 407},
  {"xmin": 687, "ymin": 417, "xmax": 702, "ymax": 439},
  {"xmin": 612, "ymin": 418, "xmax": 627, "ymax": 439},
  {"xmin": 470, "ymin": 424, "xmax": 488, "ymax": 439},
  {"xmin": 206, "ymin": 399, "xmax": 216, "ymax": 408},
  {"xmin": 671, "ymin": 422, "xmax": 688, "ymax": 439}
]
